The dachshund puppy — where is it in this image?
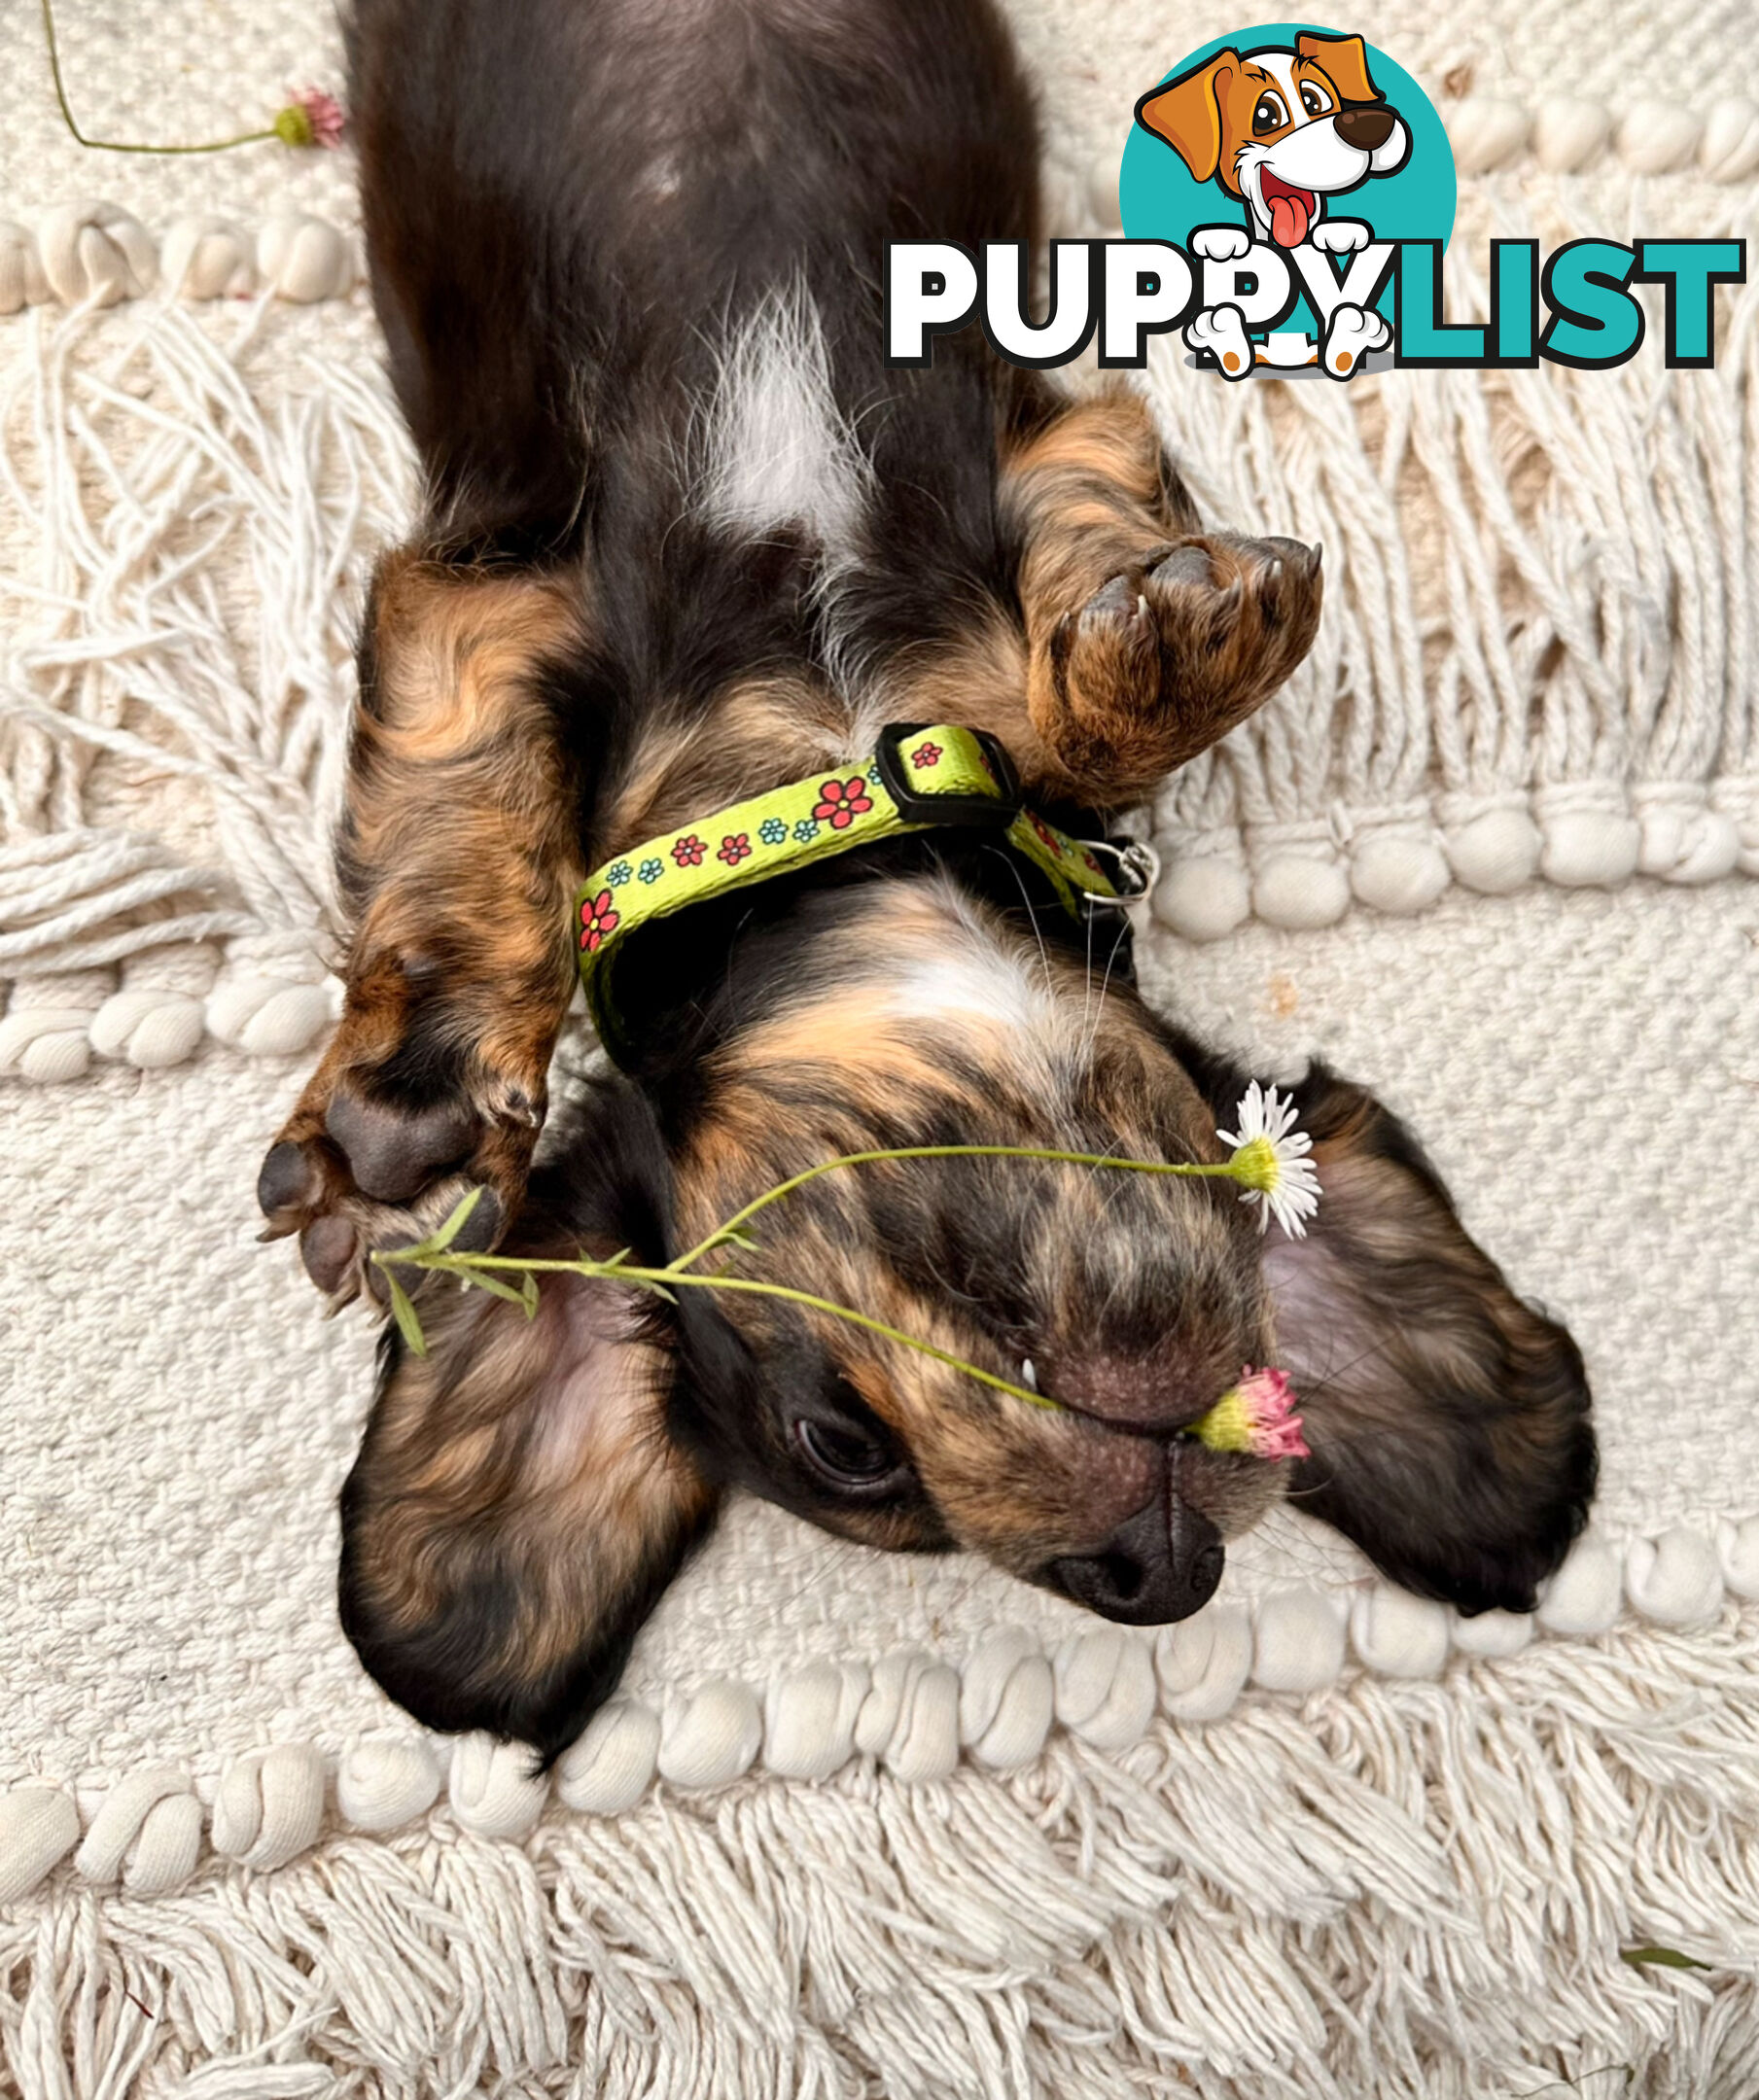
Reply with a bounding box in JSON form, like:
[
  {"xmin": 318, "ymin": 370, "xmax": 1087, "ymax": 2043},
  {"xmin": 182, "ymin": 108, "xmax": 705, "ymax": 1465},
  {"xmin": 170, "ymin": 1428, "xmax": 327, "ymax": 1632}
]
[{"xmin": 258, "ymin": 0, "xmax": 1595, "ymax": 1759}]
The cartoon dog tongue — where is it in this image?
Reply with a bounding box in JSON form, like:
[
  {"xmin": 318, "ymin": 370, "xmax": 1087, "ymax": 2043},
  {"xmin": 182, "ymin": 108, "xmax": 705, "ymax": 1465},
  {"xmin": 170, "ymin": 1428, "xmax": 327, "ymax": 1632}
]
[{"xmin": 1263, "ymin": 179, "xmax": 1313, "ymax": 248}]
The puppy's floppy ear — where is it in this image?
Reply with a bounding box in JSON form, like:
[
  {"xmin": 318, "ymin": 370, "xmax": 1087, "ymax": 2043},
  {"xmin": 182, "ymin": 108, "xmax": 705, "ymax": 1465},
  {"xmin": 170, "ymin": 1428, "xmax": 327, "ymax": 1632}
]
[
  {"xmin": 338, "ymin": 1080, "xmax": 721, "ymax": 1761},
  {"xmin": 1296, "ymin": 32, "xmax": 1382, "ymax": 105},
  {"xmin": 1259, "ymin": 1068, "xmax": 1596, "ymax": 1615},
  {"xmin": 1136, "ymin": 52, "xmax": 1239, "ymax": 185}
]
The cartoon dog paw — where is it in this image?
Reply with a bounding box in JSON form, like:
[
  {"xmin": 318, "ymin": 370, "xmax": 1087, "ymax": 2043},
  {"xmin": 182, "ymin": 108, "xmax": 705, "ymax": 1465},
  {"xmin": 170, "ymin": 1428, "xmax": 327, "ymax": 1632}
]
[
  {"xmin": 1185, "ymin": 303, "xmax": 1254, "ymax": 380},
  {"xmin": 1320, "ymin": 302, "xmax": 1391, "ymax": 378},
  {"xmin": 1191, "ymin": 225, "xmax": 1252, "ymax": 262},
  {"xmin": 1311, "ymin": 220, "xmax": 1373, "ymax": 256}
]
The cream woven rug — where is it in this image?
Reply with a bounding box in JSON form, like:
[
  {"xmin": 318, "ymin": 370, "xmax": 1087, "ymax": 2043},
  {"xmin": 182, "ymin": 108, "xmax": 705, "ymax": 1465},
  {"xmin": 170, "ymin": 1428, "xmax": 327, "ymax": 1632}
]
[{"xmin": 3, "ymin": 1, "xmax": 1759, "ymax": 2095}]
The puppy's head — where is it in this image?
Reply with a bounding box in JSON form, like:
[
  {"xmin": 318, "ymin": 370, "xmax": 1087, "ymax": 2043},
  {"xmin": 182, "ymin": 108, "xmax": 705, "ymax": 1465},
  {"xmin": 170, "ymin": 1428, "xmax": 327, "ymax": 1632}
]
[
  {"xmin": 1137, "ymin": 34, "xmax": 1410, "ymax": 246},
  {"xmin": 339, "ymin": 867, "xmax": 1594, "ymax": 1759},
  {"xmin": 657, "ymin": 876, "xmax": 1280, "ymax": 1611}
]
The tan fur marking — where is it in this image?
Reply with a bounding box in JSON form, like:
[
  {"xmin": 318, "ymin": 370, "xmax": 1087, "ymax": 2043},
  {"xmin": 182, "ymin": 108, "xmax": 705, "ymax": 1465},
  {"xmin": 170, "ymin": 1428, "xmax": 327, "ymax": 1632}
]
[
  {"xmin": 598, "ymin": 675, "xmax": 847, "ymax": 849},
  {"xmin": 1002, "ymin": 395, "xmax": 1167, "ymax": 497}
]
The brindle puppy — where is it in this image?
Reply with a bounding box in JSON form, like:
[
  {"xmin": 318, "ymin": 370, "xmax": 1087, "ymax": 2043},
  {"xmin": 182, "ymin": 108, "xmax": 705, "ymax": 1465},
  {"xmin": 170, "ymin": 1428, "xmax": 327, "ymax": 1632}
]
[{"xmin": 258, "ymin": 0, "xmax": 1595, "ymax": 1759}]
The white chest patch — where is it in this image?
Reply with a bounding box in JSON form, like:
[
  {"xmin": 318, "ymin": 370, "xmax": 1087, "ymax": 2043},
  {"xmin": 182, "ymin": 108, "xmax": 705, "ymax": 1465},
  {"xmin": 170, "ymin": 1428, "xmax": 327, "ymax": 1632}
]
[
  {"xmin": 699, "ymin": 284, "xmax": 874, "ymax": 559},
  {"xmin": 889, "ymin": 944, "xmax": 1061, "ymax": 1037}
]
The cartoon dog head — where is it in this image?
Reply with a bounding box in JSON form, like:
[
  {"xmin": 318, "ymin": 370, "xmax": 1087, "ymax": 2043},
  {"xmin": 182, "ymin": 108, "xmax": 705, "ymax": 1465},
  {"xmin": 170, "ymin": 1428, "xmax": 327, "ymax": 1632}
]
[{"xmin": 1137, "ymin": 32, "xmax": 1409, "ymax": 248}]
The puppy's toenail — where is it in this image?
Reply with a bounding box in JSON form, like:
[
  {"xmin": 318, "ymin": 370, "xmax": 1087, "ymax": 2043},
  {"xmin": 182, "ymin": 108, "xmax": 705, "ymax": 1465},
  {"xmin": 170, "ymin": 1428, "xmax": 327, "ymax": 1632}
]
[
  {"xmin": 1150, "ymin": 544, "xmax": 1215, "ymax": 589},
  {"xmin": 500, "ymin": 1087, "xmax": 543, "ymax": 1131},
  {"xmin": 1260, "ymin": 536, "xmax": 1310, "ymax": 564},
  {"xmin": 300, "ymin": 1215, "xmax": 359, "ymax": 1294},
  {"xmin": 257, "ymin": 1139, "xmax": 313, "ymax": 1216},
  {"xmin": 1087, "ymin": 574, "xmax": 1137, "ymax": 617},
  {"xmin": 326, "ymin": 1093, "xmax": 476, "ymax": 1203}
]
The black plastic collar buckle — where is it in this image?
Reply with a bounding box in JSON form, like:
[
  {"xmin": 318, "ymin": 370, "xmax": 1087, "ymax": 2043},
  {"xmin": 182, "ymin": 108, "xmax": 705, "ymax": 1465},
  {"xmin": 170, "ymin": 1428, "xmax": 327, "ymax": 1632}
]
[{"xmin": 876, "ymin": 721, "xmax": 1022, "ymax": 829}]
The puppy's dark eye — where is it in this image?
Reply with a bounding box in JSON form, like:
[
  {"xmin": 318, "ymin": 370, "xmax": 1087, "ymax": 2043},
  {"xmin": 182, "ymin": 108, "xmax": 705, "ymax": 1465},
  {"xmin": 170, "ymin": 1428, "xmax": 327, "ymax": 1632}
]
[
  {"xmin": 1252, "ymin": 91, "xmax": 1288, "ymax": 134},
  {"xmin": 792, "ymin": 1400, "xmax": 908, "ymax": 1495},
  {"xmin": 1299, "ymin": 83, "xmax": 1330, "ymax": 118}
]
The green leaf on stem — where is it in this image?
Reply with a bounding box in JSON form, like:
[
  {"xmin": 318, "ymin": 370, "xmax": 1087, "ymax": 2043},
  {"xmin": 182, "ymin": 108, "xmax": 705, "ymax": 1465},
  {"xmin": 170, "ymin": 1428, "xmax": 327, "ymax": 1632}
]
[
  {"xmin": 421, "ymin": 1186, "xmax": 484, "ymax": 1253},
  {"xmin": 382, "ymin": 1269, "xmax": 428, "ymax": 1358},
  {"xmin": 455, "ymin": 1268, "xmax": 530, "ymax": 1306}
]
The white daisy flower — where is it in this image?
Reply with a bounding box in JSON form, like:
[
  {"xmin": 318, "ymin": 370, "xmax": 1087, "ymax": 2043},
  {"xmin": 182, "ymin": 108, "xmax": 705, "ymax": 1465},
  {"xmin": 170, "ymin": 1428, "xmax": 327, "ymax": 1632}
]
[{"xmin": 1216, "ymin": 1081, "xmax": 1320, "ymax": 1238}]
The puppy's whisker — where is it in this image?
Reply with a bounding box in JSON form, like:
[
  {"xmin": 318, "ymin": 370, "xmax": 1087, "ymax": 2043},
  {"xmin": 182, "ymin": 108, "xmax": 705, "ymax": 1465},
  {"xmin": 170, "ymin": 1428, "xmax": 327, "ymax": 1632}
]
[
  {"xmin": 1291, "ymin": 1330, "xmax": 1400, "ymax": 1399},
  {"xmin": 981, "ymin": 840, "xmax": 1056, "ymax": 998},
  {"xmin": 1078, "ymin": 909, "xmax": 1132, "ymax": 1068}
]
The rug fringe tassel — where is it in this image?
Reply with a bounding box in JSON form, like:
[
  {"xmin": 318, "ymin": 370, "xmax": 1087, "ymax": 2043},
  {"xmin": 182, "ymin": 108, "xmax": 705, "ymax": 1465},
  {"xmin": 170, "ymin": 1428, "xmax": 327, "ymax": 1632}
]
[
  {"xmin": 0, "ymin": 290, "xmax": 407, "ymax": 1080},
  {"xmin": 4, "ymin": 1605, "xmax": 1758, "ymax": 2097}
]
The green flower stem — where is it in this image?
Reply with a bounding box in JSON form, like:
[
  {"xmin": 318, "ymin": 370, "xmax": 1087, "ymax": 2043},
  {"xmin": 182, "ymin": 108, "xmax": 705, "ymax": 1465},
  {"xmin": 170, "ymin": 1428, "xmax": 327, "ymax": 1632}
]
[
  {"xmin": 42, "ymin": 0, "xmax": 279, "ymax": 154},
  {"xmin": 371, "ymin": 1246, "xmax": 1063, "ymax": 1411},
  {"xmin": 669, "ymin": 1143, "xmax": 1244, "ymax": 1275},
  {"xmin": 372, "ymin": 1141, "xmax": 1260, "ymax": 1417}
]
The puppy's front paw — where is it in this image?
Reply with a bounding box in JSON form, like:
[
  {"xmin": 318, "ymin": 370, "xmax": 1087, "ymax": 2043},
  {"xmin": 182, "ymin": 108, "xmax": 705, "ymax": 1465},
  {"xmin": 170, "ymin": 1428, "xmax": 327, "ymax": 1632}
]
[
  {"xmin": 258, "ymin": 964, "xmax": 552, "ymax": 1302},
  {"xmin": 1047, "ymin": 533, "xmax": 1323, "ymax": 788}
]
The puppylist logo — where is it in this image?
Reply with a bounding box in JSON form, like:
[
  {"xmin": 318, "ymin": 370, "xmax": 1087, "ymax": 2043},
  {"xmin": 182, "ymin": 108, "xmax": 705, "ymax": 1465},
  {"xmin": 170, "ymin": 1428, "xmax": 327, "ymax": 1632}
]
[
  {"xmin": 1131, "ymin": 25, "xmax": 1430, "ymax": 376},
  {"xmin": 885, "ymin": 22, "xmax": 1746, "ymax": 376}
]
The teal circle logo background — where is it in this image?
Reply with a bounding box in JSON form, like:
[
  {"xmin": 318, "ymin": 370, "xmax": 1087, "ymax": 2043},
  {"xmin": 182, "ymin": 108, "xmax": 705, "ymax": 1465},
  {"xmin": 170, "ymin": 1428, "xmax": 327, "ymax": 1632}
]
[{"xmin": 1119, "ymin": 24, "xmax": 1456, "ymax": 335}]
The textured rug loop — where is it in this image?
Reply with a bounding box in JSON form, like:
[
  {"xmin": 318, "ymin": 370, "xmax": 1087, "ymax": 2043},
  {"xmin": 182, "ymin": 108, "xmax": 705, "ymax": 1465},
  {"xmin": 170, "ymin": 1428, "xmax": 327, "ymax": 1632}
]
[
  {"xmin": 5, "ymin": 1603, "xmax": 1759, "ymax": 2099},
  {"xmin": 4, "ymin": 1515, "xmax": 1756, "ymax": 1912}
]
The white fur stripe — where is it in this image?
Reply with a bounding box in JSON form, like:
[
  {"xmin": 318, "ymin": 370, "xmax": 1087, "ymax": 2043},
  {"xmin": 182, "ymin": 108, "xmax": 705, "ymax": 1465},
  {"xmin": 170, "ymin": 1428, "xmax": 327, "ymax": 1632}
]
[{"xmin": 698, "ymin": 281, "xmax": 873, "ymax": 555}]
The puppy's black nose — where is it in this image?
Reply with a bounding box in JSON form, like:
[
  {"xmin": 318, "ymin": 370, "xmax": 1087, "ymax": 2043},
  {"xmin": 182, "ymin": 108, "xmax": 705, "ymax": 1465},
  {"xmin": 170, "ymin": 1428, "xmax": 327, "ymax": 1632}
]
[
  {"xmin": 1336, "ymin": 104, "xmax": 1395, "ymax": 152},
  {"xmin": 1049, "ymin": 1497, "xmax": 1225, "ymax": 1626}
]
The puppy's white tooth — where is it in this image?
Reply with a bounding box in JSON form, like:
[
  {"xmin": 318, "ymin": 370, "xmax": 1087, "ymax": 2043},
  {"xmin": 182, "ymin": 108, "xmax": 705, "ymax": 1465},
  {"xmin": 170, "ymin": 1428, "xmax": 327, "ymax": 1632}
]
[{"xmin": 1021, "ymin": 1357, "xmax": 1038, "ymax": 1391}]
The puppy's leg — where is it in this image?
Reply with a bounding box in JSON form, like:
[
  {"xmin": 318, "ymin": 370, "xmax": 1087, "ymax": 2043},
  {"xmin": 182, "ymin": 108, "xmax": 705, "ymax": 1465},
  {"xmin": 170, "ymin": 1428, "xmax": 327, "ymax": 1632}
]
[
  {"xmin": 1001, "ymin": 392, "xmax": 1322, "ymax": 805},
  {"xmin": 259, "ymin": 549, "xmax": 588, "ymax": 1298}
]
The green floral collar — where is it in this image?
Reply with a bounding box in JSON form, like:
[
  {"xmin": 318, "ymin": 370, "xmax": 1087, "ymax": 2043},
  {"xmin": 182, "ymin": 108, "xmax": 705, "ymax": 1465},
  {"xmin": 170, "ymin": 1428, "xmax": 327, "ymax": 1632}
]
[{"xmin": 574, "ymin": 721, "xmax": 1148, "ymax": 1063}]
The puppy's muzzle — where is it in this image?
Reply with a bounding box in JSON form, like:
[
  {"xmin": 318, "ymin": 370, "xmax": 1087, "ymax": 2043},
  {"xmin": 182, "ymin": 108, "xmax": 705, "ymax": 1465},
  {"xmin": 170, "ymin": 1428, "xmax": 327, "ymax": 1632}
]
[
  {"xmin": 1335, "ymin": 104, "xmax": 1396, "ymax": 153},
  {"xmin": 1048, "ymin": 1477, "xmax": 1225, "ymax": 1626}
]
